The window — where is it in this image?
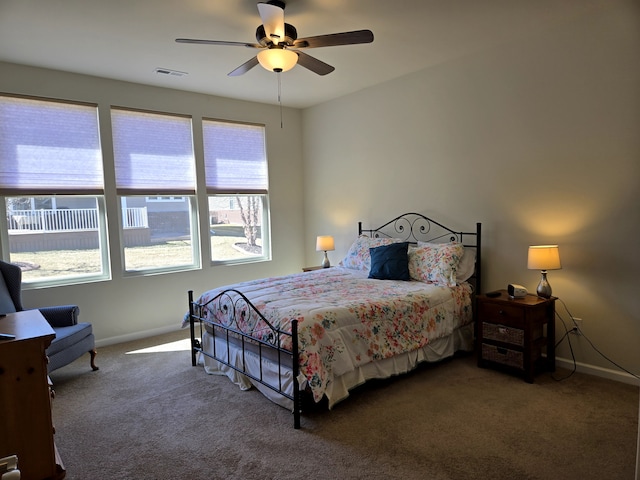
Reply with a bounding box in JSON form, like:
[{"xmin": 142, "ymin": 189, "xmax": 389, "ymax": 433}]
[
  {"xmin": 111, "ymin": 107, "xmax": 199, "ymax": 273},
  {"xmin": 0, "ymin": 94, "xmax": 109, "ymax": 286},
  {"xmin": 202, "ymin": 119, "xmax": 270, "ymax": 264}
]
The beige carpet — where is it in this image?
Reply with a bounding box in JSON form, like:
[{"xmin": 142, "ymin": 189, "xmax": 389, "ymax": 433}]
[{"xmin": 50, "ymin": 329, "xmax": 638, "ymax": 480}]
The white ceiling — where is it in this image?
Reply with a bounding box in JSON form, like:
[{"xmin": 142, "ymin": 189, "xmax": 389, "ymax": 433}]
[{"xmin": 0, "ymin": 0, "xmax": 611, "ymax": 108}]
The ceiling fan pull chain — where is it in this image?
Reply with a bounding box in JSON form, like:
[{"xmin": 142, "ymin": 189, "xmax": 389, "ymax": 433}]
[{"xmin": 277, "ymin": 71, "xmax": 283, "ymax": 128}]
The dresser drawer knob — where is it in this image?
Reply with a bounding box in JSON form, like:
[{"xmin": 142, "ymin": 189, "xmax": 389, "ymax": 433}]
[{"xmin": 499, "ymin": 310, "xmax": 505, "ymax": 315}]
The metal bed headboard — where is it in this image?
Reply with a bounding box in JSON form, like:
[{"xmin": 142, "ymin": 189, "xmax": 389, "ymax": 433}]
[{"xmin": 358, "ymin": 212, "xmax": 482, "ymax": 295}]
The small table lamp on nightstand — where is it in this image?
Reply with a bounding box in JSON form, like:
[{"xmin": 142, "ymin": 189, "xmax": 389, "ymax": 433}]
[
  {"xmin": 527, "ymin": 245, "xmax": 561, "ymax": 298},
  {"xmin": 316, "ymin": 235, "xmax": 335, "ymax": 268}
]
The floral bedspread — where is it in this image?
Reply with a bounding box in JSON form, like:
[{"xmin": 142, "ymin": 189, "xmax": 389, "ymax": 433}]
[{"xmin": 187, "ymin": 267, "xmax": 473, "ymax": 403}]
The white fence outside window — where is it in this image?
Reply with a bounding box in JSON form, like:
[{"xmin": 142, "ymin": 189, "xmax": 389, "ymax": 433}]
[{"xmin": 8, "ymin": 208, "xmax": 148, "ymax": 232}]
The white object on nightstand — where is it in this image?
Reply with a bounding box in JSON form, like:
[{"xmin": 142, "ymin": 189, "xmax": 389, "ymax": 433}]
[{"xmin": 0, "ymin": 455, "xmax": 20, "ymax": 479}]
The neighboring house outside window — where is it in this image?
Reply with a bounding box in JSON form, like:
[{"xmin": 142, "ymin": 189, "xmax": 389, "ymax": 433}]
[{"xmin": 0, "ymin": 94, "xmax": 110, "ymax": 286}]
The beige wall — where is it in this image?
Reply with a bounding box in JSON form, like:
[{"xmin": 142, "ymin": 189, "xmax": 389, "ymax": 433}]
[
  {"xmin": 302, "ymin": 1, "xmax": 640, "ymax": 381},
  {"xmin": 0, "ymin": 62, "xmax": 306, "ymax": 344}
]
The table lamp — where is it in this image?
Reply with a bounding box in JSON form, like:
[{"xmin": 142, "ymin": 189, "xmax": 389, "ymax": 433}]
[
  {"xmin": 316, "ymin": 235, "xmax": 335, "ymax": 268},
  {"xmin": 527, "ymin": 245, "xmax": 561, "ymax": 298}
]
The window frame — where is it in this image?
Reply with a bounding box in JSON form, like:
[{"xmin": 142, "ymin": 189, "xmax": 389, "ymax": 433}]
[
  {"xmin": 0, "ymin": 94, "xmax": 110, "ymax": 288},
  {"xmin": 202, "ymin": 118, "xmax": 271, "ymax": 266},
  {"xmin": 0, "ymin": 94, "xmax": 275, "ymax": 286},
  {"xmin": 208, "ymin": 193, "xmax": 271, "ymax": 266},
  {"xmin": 0, "ymin": 195, "xmax": 111, "ymax": 288},
  {"xmin": 110, "ymin": 106, "xmax": 200, "ymax": 276}
]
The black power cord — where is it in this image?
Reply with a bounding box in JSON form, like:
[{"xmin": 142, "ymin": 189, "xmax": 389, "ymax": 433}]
[{"xmin": 552, "ymin": 297, "xmax": 640, "ymax": 382}]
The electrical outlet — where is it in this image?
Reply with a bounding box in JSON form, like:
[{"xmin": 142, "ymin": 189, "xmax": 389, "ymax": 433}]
[{"xmin": 570, "ymin": 317, "xmax": 583, "ymax": 335}]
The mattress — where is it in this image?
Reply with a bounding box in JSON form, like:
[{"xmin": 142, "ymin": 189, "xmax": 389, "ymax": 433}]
[{"xmin": 199, "ymin": 321, "xmax": 474, "ymax": 410}]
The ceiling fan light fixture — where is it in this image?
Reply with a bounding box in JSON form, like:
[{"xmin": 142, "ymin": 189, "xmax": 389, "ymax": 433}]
[
  {"xmin": 177, "ymin": 1, "xmax": 374, "ymax": 77},
  {"xmin": 257, "ymin": 47, "xmax": 298, "ymax": 73}
]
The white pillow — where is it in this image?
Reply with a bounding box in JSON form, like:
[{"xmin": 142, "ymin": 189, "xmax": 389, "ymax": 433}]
[{"xmin": 456, "ymin": 247, "xmax": 476, "ymax": 283}]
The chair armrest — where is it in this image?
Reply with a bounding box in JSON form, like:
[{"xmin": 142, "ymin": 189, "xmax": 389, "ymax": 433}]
[{"xmin": 38, "ymin": 305, "xmax": 80, "ymax": 328}]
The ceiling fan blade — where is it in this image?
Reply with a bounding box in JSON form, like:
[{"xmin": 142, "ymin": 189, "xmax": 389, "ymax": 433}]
[
  {"xmin": 295, "ymin": 51, "xmax": 335, "ymax": 76},
  {"xmin": 228, "ymin": 56, "xmax": 260, "ymax": 76},
  {"xmin": 257, "ymin": 2, "xmax": 285, "ymax": 45},
  {"xmin": 293, "ymin": 30, "xmax": 374, "ymax": 49},
  {"xmin": 176, "ymin": 38, "xmax": 262, "ymax": 48}
]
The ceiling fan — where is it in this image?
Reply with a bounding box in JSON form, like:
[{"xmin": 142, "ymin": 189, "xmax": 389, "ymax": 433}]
[{"xmin": 176, "ymin": 0, "xmax": 374, "ymax": 76}]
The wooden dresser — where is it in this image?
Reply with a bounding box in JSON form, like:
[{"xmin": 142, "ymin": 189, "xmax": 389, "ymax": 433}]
[{"xmin": 0, "ymin": 310, "xmax": 65, "ymax": 480}]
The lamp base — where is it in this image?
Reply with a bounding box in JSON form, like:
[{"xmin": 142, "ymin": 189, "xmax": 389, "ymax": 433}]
[
  {"xmin": 321, "ymin": 251, "xmax": 330, "ymax": 268},
  {"xmin": 536, "ymin": 270, "xmax": 552, "ymax": 298}
]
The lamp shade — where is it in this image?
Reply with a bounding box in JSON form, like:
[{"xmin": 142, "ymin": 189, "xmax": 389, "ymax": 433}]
[
  {"xmin": 257, "ymin": 48, "xmax": 298, "ymax": 73},
  {"xmin": 316, "ymin": 235, "xmax": 335, "ymax": 252},
  {"xmin": 527, "ymin": 245, "xmax": 561, "ymax": 270}
]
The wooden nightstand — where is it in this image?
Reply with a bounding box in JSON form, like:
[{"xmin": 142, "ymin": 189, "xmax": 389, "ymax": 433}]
[
  {"xmin": 477, "ymin": 290, "xmax": 556, "ymax": 383},
  {"xmin": 302, "ymin": 266, "xmax": 327, "ymax": 272}
]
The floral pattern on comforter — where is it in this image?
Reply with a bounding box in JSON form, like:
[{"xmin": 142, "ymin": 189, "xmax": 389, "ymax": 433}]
[{"xmin": 188, "ymin": 267, "xmax": 473, "ymax": 403}]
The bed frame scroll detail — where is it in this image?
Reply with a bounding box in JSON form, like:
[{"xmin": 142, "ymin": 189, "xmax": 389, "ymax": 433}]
[
  {"xmin": 358, "ymin": 212, "xmax": 482, "ymax": 295},
  {"xmin": 188, "ymin": 289, "xmax": 302, "ymax": 429}
]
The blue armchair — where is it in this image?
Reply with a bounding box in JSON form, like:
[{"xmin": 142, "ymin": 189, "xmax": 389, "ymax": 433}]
[{"xmin": 0, "ymin": 260, "xmax": 98, "ymax": 373}]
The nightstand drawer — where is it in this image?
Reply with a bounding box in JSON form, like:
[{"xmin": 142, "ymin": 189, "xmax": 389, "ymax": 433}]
[
  {"xmin": 479, "ymin": 302, "xmax": 525, "ymax": 328},
  {"xmin": 482, "ymin": 322, "xmax": 524, "ymax": 346},
  {"xmin": 481, "ymin": 343, "xmax": 523, "ymax": 369}
]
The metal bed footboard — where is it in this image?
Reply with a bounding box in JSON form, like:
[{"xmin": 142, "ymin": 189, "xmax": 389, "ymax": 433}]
[{"xmin": 188, "ymin": 289, "xmax": 302, "ymax": 429}]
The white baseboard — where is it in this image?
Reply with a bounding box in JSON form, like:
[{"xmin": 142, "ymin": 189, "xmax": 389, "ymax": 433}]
[
  {"xmin": 556, "ymin": 355, "xmax": 640, "ymax": 386},
  {"xmin": 95, "ymin": 324, "xmax": 184, "ymax": 348}
]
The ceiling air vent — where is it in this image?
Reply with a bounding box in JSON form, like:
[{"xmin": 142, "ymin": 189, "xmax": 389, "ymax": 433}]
[{"xmin": 154, "ymin": 68, "xmax": 188, "ymax": 77}]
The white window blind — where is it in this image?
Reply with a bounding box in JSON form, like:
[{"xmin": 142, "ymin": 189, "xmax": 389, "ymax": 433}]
[
  {"xmin": 111, "ymin": 108, "xmax": 196, "ymax": 195},
  {"xmin": 202, "ymin": 119, "xmax": 268, "ymax": 194},
  {"xmin": 0, "ymin": 95, "xmax": 104, "ymax": 194}
]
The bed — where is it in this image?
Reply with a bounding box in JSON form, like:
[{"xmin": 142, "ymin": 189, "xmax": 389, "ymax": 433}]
[{"xmin": 185, "ymin": 212, "xmax": 482, "ymax": 428}]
